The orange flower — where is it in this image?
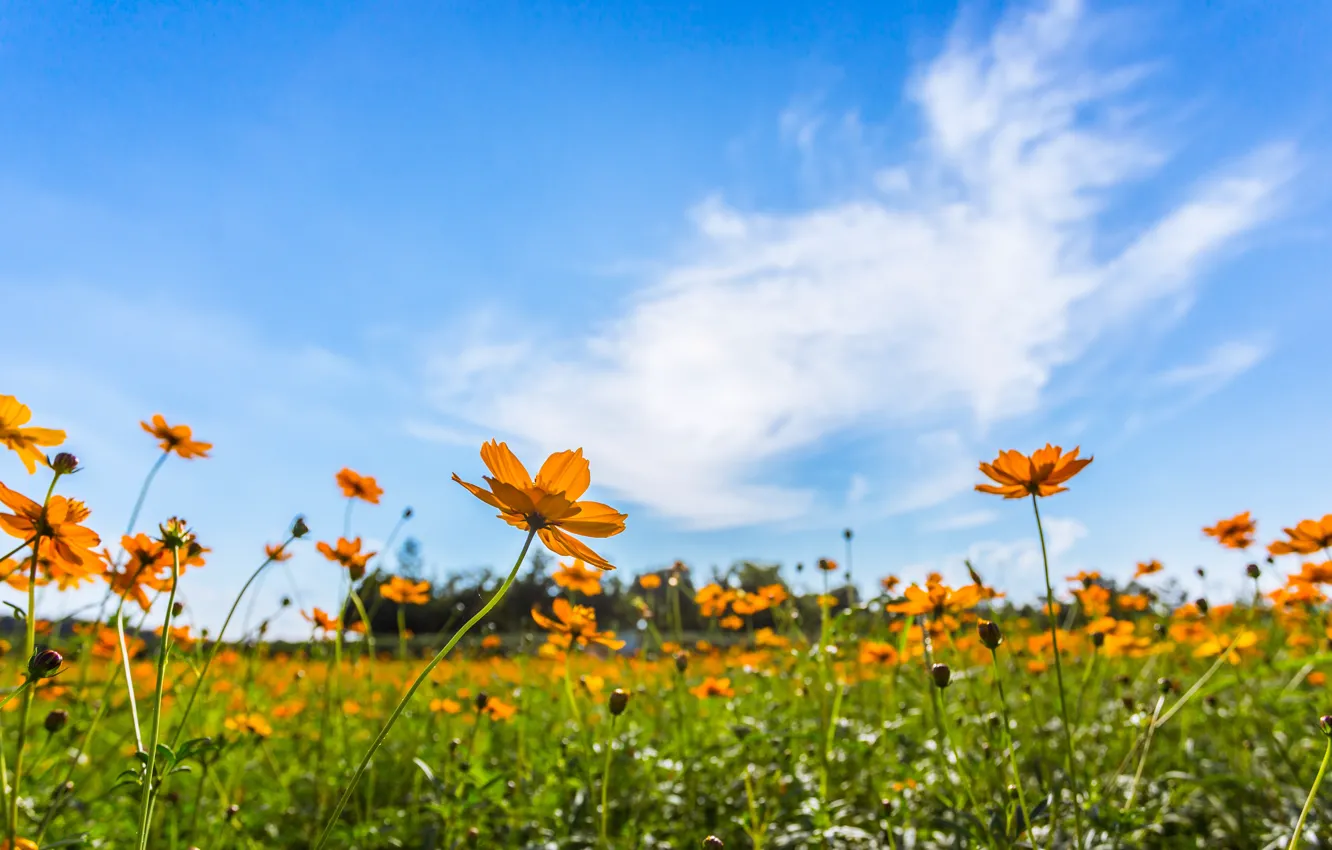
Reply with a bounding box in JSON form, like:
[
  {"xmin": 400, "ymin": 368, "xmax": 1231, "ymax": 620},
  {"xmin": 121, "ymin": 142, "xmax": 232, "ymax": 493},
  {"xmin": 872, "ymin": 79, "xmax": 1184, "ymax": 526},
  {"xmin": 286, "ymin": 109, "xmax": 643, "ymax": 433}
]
[
  {"xmin": 224, "ymin": 712, "xmax": 273, "ymax": 738},
  {"xmin": 880, "ymin": 575, "xmax": 901, "ymax": 594},
  {"xmin": 754, "ymin": 628, "xmax": 789, "ymax": 649},
  {"xmin": 552, "ymin": 559, "xmax": 604, "ymax": 596},
  {"xmin": 140, "ymin": 414, "xmax": 212, "ymax": 459},
  {"xmin": 858, "ymin": 641, "xmax": 900, "ymax": 666},
  {"xmin": 430, "ymin": 698, "xmax": 462, "ymax": 714},
  {"xmin": 380, "ymin": 576, "xmax": 430, "ymax": 605},
  {"xmin": 335, "ymin": 468, "xmax": 383, "ymax": 504},
  {"xmin": 1133, "ymin": 560, "xmax": 1163, "ymax": 579},
  {"xmin": 817, "ymin": 558, "xmax": 839, "ymax": 572},
  {"xmin": 719, "ymin": 614, "xmax": 744, "ymax": 631},
  {"xmin": 1268, "ymin": 515, "xmax": 1332, "ymax": 556},
  {"xmin": 452, "ymin": 441, "xmax": 626, "ymax": 571},
  {"xmin": 302, "ymin": 607, "xmax": 340, "ymax": 632},
  {"xmin": 1289, "ymin": 561, "xmax": 1332, "ymax": 586},
  {"xmin": 0, "ymin": 837, "xmax": 39, "ymax": 850},
  {"xmin": 756, "ymin": 583, "xmax": 789, "ymax": 607},
  {"xmin": 481, "ymin": 635, "xmax": 502, "ymax": 649},
  {"xmin": 482, "ymin": 697, "xmax": 517, "ymax": 722},
  {"xmin": 976, "ymin": 445, "xmax": 1092, "ymax": 499},
  {"xmin": 1203, "ymin": 511, "xmax": 1256, "ymax": 550},
  {"xmin": 638, "ymin": 574, "xmax": 662, "ymax": 590},
  {"xmin": 317, "ymin": 537, "xmax": 375, "ymax": 581},
  {"xmin": 886, "ymin": 581, "xmax": 983, "ymax": 618},
  {"xmin": 694, "ymin": 584, "xmax": 734, "ymax": 618},
  {"xmin": 265, "ymin": 542, "xmax": 292, "ymax": 562},
  {"xmin": 0, "ymin": 396, "xmax": 64, "ymax": 474},
  {"xmin": 0, "ymin": 483, "xmax": 101, "ymax": 570},
  {"xmin": 689, "ymin": 676, "xmax": 735, "ymax": 699},
  {"xmin": 531, "ymin": 598, "xmax": 625, "ymax": 650}
]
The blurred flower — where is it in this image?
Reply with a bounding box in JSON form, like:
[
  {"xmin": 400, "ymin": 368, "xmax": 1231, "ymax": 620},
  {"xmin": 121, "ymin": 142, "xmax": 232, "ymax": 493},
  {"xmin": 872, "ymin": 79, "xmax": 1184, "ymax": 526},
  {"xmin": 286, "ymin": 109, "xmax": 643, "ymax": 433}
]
[
  {"xmin": 880, "ymin": 575, "xmax": 901, "ymax": 594},
  {"xmin": 638, "ymin": 573, "xmax": 662, "ymax": 590},
  {"xmin": 0, "ymin": 483, "xmax": 101, "ymax": 570},
  {"xmin": 430, "ymin": 698, "xmax": 462, "ymax": 714},
  {"xmin": 531, "ymin": 598, "xmax": 624, "ymax": 650},
  {"xmin": 859, "ymin": 641, "xmax": 900, "ymax": 665},
  {"xmin": 1203, "ymin": 512, "xmax": 1256, "ymax": 550},
  {"xmin": 817, "ymin": 558, "xmax": 838, "ymax": 572},
  {"xmin": 0, "ymin": 396, "xmax": 64, "ymax": 474},
  {"xmin": 380, "ymin": 576, "xmax": 431, "ymax": 605},
  {"xmin": 689, "ymin": 676, "xmax": 735, "ymax": 699},
  {"xmin": 695, "ymin": 584, "xmax": 734, "ymax": 618},
  {"xmin": 886, "ymin": 580, "xmax": 982, "ymax": 618},
  {"xmin": 224, "ymin": 713, "xmax": 273, "ymax": 738},
  {"xmin": 976, "ymin": 445, "xmax": 1092, "ymax": 499},
  {"xmin": 302, "ymin": 608, "xmax": 340, "ymax": 632},
  {"xmin": 335, "ymin": 468, "xmax": 383, "ymax": 504},
  {"xmin": 453, "ymin": 441, "xmax": 626, "ymax": 570},
  {"xmin": 482, "ymin": 697, "xmax": 517, "ymax": 722},
  {"xmin": 1133, "ymin": 560, "xmax": 1164, "ymax": 579},
  {"xmin": 552, "ymin": 558, "xmax": 604, "ymax": 596},
  {"xmin": 140, "ymin": 414, "xmax": 212, "ymax": 459},
  {"xmin": 317, "ymin": 537, "xmax": 375, "ymax": 581},
  {"xmin": 481, "ymin": 635, "xmax": 502, "ymax": 650},
  {"xmin": 265, "ymin": 543, "xmax": 292, "ymax": 562},
  {"xmin": 1269, "ymin": 516, "xmax": 1332, "ymax": 556},
  {"xmin": 719, "ymin": 615, "xmax": 744, "ymax": 631}
]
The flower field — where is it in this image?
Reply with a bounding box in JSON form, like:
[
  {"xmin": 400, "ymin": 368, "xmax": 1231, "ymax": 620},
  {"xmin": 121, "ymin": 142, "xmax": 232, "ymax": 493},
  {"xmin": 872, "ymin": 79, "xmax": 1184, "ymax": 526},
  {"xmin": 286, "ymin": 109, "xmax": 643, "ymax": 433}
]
[{"xmin": 1, "ymin": 394, "xmax": 1330, "ymax": 849}]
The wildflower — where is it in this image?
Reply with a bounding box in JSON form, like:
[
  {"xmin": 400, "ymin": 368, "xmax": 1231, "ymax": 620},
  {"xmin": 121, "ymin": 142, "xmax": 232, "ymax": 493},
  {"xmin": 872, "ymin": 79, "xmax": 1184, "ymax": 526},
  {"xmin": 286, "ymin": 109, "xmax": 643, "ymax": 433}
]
[
  {"xmin": 0, "ymin": 396, "xmax": 65, "ymax": 474},
  {"xmin": 481, "ymin": 697, "xmax": 516, "ymax": 722},
  {"xmin": 380, "ymin": 576, "xmax": 431, "ymax": 605},
  {"xmin": 977, "ymin": 620, "xmax": 1003, "ymax": 650},
  {"xmin": 0, "ymin": 483, "xmax": 101, "ymax": 569},
  {"xmin": 48, "ymin": 453, "xmax": 79, "ymax": 475},
  {"xmin": 1203, "ymin": 511, "xmax": 1256, "ymax": 550},
  {"xmin": 552, "ymin": 558, "xmax": 604, "ymax": 596},
  {"xmin": 704, "ymin": 837, "xmax": 724, "ymax": 849},
  {"xmin": 1290, "ymin": 562, "xmax": 1332, "ymax": 586},
  {"xmin": 452, "ymin": 441, "xmax": 627, "ymax": 570},
  {"xmin": 140, "ymin": 414, "xmax": 212, "ymax": 459},
  {"xmin": 265, "ymin": 543, "xmax": 292, "ymax": 563},
  {"xmin": 976, "ymin": 445, "xmax": 1092, "ymax": 499},
  {"xmin": 302, "ymin": 608, "xmax": 340, "ymax": 632},
  {"xmin": 858, "ymin": 641, "xmax": 900, "ymax": 665},
  {"xmin": 1193, "ymin": 630, "xmax": 1258, "ymax": 665},
  {"xmin": 1134, "ymin": 560, "xmax": 1164, "ymax": 579},
  {"xmin": 730, "ymin": 593, "xmax": 766, "ymax": 616},
  {"xmin": 756, "ymin": 583, "xmax": 789, "ymax": 606},
  {"xmin": 695, "ymin": 584, "xmax": 734, "ymax": 618},
  {"xmin": 638, "ymin": 573, "xmax": 662, "ymax": 590},
  {"xmin": 0, "ymin": 838, "xmax": 38, "ymax": 850},
  {"xmin": 608, "ymin": 688, "xmax": 629, "ymax": 716},
  {"xmin": 719, "ymin": 615, "xmax": 744, "ymax": 631},
  {"xmin": 1118, "ymin": 593, "xmax": 1151, "ymax": 612},
  {"xmin": 880, "ymin": 575, "xmax": 901, "ymax": 594},
  {"xmin": 317, "ymin": 537, "xmax": 375, "ymax": 581},
  {"xmin": 930, "ymin": 663, "xmax": 952, "ymax": 689},
  {"xmin": 27, "ymin": 648, "xmax": 63, "ymax": 680},
  {"xmin": 430, "ymin": 698, "xmax": 462, "ymax": 714},
  {"xmin": 481, "ymin": 635, "xmax": 502, "ymax": 649},
  {"xmin": 689, "ymin": 677, "xmax": 735, "ymax": 699},
  {"xmin": 43, "ymin": 709, "xmax": 68, "ymax": 733},
  {"xmin": 224, "ymin": 713, "xmax": 273, "ymax": 738},
  {"xmin": 105, "ymin": 560, "xmax": 165, "ymax": 611},
  {"xmin": 817, "ymin": 558, "xmax": 838, "ymax": 572},
  {"xmin": 754, "ymin": 628, "xmax": 789, "ymax": 649},
  {"xmin": 1269, "ymin": 516, "xmax": 1332, "ymax": 556},
  {"xmin": 531, "ymin": 598, "xmax": 625, "ymax": 649},
  {"xmin": 335, "ymin": 468, "xmax": 383, "ymax": 504},
  {"xmin": 886, "ymin": 581, "xmax": 982, "ymax": 618}
]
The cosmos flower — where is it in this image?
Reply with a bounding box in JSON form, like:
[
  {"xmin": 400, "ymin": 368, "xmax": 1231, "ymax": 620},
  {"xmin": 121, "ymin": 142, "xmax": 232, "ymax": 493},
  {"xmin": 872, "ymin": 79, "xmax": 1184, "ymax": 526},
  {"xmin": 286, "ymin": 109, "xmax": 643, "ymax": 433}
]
[
  {"xmin": 0, "ymin": 483, "xmax": 101, "ymax": 570},
  {"xmin": 552, "ymin": 558, "xmax": 604, "ymax": 596},
  {"xmin": 1268, "ymin": 516, "xmax": 1332, "ymax": 557},
  {"xmin": 0, "ymin": 396, "xmax": 64, "ymax": 474},
  {"xmin": 453, "ymin": 441, "xmax": 626, "ymax": 570},
  {"xmin": 531, "ymin": 598, "xmax": 624, "ymax": 650},
  {"xmin": 335, "ymin": 468, "xmax": 383, "ymax": 504},
  {"xmin": 976, "ymin": 445, "xmax": 1092, "ymax": 499},
  {"xmin": 1203, "ymin": 512, "xmax": 1256, "ymax": 550},
  {"xmin": 380, "ymin": 576, "xmax": 431, "ymax": 605},
  {"xmin": 317, "ymin": 537, "xmax": 375, "ymax": 581},
  {"xmin": 140, "ymin": 414, "xmax": 212, "ymax": 459}
]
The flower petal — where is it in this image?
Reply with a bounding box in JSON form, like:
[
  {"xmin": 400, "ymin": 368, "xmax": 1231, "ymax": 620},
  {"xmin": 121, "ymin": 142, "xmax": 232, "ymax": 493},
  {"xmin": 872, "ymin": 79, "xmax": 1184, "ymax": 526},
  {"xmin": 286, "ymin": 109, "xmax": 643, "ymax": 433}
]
[{"xmin": 535, "ymin": 449, "xmax": 591, "ymax": 501}]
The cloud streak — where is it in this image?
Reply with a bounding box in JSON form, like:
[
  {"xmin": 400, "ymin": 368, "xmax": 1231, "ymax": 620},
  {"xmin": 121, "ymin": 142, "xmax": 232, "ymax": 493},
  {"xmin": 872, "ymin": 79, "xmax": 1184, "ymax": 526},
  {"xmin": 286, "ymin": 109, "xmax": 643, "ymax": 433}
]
[{"xmin": 430, "ymin": 0, "xmax": 1293, "ymax": 529}]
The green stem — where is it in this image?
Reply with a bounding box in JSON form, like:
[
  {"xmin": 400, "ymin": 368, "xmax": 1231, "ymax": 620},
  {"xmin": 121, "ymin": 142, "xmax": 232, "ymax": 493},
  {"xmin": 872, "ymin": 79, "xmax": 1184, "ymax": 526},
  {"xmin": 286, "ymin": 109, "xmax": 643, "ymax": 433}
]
[
  {"xmin": 136, "ymin": 543, "xmax": 182, "ymax": 850},
  {"xmin": 126, "ymin": 452, "xmax": 169, "ymax": 538},
  {"xmin": 990, "ymin": 651, "xmax": 1032, "ymax": 839},
  {"xmin": 312, "ymin": 528, "xmax": 536, "ymax": 850},
  {"xmin": 1124, "ymin": 693, "xmax": 1165, "ymax": 812},
  {"xmin": 170, "ymin": 539, "xmax": 293, "ymax": 748},
  {"xmin": 1031, "ymin": 494, "xmax": 1083, "ymax": 846},
  {"xmin": 598, "ymin": 714, "xmax": 618, "ymax": 846},
  {"xmin": 1289, "ymin": 736, "xmax": 1332, "ymax": 850}
]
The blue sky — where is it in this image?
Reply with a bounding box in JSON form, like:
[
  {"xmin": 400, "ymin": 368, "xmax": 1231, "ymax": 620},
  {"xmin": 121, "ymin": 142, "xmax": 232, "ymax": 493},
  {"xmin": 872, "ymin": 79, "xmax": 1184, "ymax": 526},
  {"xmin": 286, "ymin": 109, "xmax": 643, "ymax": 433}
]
[{"xmin": 2, "ymin": 0, "xmax": 1330, "ymax": 635}]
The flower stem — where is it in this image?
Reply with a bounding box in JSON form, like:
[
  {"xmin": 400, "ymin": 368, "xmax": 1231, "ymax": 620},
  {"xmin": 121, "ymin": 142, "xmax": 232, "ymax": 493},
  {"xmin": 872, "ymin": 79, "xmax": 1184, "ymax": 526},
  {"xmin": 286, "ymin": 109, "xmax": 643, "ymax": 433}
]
[
  {"xmin": 312, "ymin": 528, "xmax": 536, "ymax": 850},
  {"xmin": 1289, "ymin": 736, "xmax": 1332, "ymax": 850},
  {"xmin": 598, "ymin": 714, "xmax": 618, "ymax": 847},
  {"xmin": 137, "ymin": 543, "xmax": 182, "ymax": 850},
  {"xmin": 990, "ymin": 650, "xmax": 1032, "ymax": 838},
  {"xmin": 1031, "ymin": 494, "xmax": 1083, "ymax": 846}
]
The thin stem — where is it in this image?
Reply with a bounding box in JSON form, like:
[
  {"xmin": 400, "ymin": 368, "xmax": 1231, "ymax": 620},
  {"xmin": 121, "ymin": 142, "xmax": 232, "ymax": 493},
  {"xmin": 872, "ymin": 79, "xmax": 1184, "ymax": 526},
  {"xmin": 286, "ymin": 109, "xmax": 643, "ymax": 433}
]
[
  {"xmin": 1124, "ymin": 693, "xmax": 1166, "ymax": 812},
  {"xmin": 1289, "ymin": 736, "xmax": 1332, "ymax": 850},
  {"xmin": 126, "ymin": 452, "xmax": 169, "ymax": 538},
  {"xmin": 170, "ymin": 539, "xmax": 293, "ymax": 748},
  {"xmin": 1031, "ymin": 494, "xmax": 1083, "ymax": 846},
  {"xmin": 990, "ymin": 650, "xmax": 1032, "ymax": 839},
  {"xmin": 598, "ymin": 714, "xmax": 618, "ymax": 846},
  {"xmin": 1154, "ymin": 638, "xmax": 1237, "ymax": 729},
  {"xmin": 137, "ymin": 543, "xmax": 182, "ymax": 850},
  {"xmin": 312, "ymin": 528, "xmax": 536, "ymax": 850}
]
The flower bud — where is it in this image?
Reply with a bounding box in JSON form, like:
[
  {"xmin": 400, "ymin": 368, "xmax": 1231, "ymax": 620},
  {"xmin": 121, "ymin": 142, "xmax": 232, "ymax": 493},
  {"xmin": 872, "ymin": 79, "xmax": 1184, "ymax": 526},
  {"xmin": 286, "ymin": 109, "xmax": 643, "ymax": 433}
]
[
  {"xmin": 1158, "ymin": 677, "xmax": 1174, "ymax": 695},
  {"xmin": 1246, "ymin": 563, "xmax": 1261, "ymax": 580},
  {"xmin": 28, "ymin": 648, "xmax": 63, "ymax": 680},
  {"xmin": 703, "ymin": 838, "xmax": 724, "ymax": 849},
  {"xmin": 225, "ymin": 803, "xmax": 239, "ymax": 821},
  {"xmin": 1320, "ymin": 715, "xmax": 1332, "ymax": 737},
  {"xmin": 1091, "ymin": 631, "xmax": 1105, "ymax": 648},
  {"xmin": 674, "ymin": 652, "xmax": 688, "ymax": 673},
  {"xmin": 50, "ymin": 452, "xmax": 80, "ymax": 474},
  {"xmin": 931, "ymin": 663, "xmax": 951, "ymax": 689},
  {"xmin": 608, "ymin": 688, "xmax": 629, "ymax": 716},
  {"xmin": 843, "ymin": 528, "xmax": 853, "ymax": 540},
  {"xmin": 403, "ymin": 507, "xmax": 414, "ymax": 520},
  {"xmin": 172, "ymin": 602, "xmax": 184, "ymax": 617},
  {"xmin": 44, "ymin": 709, "xmax": 68, "ymax": 733},
  {"xmin": 291, "ymin": 516, "xmax": 310, "ymax": 539},
  {"xmin": 281, "ymin": 596, "xmax": 292, "ymax": 608},
  {"xmin": 1195, "ymin": 566, "xmax": 1206, "ymax": 579},
  {"xmin": 475, "ymin": 692, "xmax": 489, "ymax": 712},
  {"xmin": 157, "ymin": 517, "xmax": 194, "ymax": 549},
  {"xmin": 977, "ymin": 619, "xmax": 1003, "ymax": 650},
  {"xmin": 1195, "ymin": 598, "xmax": 1209, "ymax": 616}
]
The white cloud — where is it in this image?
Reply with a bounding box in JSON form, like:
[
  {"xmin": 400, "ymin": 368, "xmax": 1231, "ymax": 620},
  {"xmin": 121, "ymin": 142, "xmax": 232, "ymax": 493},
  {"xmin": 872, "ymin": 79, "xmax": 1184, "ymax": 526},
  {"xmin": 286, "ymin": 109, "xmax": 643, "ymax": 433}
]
[
  {"xmin": 1156, "ymin": 340, "xmax": 1268, "ymax": 392},
  {"xmin": 924, "ymin": 510, "xmax": 999, "ymax": 532},
  {"xmin": 966, "ymin": 516, "xmax": 1089, "ymax": 588},
  {"xmin": 428, "ymin": 0, "xmax": 1293, "ymax": 529}
]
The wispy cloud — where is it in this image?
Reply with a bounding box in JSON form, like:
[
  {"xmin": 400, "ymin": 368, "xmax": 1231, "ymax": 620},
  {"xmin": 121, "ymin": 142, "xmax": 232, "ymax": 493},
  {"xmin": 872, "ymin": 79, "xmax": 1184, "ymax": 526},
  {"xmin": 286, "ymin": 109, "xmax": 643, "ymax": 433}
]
[
  {"xmin": 428, "ymin": 0, "xmax": 1294, "ymax": 529},
  {"xmin": 924, "ymin": 510, "xmax": 999, "ymax": 533}
]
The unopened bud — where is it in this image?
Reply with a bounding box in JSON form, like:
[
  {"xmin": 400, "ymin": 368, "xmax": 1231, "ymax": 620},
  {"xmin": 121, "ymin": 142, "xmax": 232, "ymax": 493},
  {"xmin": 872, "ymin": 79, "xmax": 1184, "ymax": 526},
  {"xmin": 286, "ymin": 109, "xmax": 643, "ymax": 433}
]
[
  {"xmin": 1195, "ymin": 598, "xmax": 1209, "ymax": 616},
  {"xmin": 1195, "ymin": 566, "xmax": 1206, "ymax": 579},
  {"xmin": 1246, "ymin": 563, "xmax": 1261, "ymax": 580},
  {"xmin": 977, "ymin": 619, "xmax": 1003, "ymax": 650},
  {"xmin": 466, "ymin": 827, "xmax": 480, "ymax": 844},
  {"xmin": 172, "ymin": 602, "xmax": 184, "ymax": 617},
  {"xmin": 931, "ymin": 663, "xmax": 951, "ymax": 689},
  {"xmin": 703, "ymin": 838, "xmax": 724, "ymax": 849},
  {"xmin": 475, "ymin": 692, "xmax": 488, "ymax": 712},
  {"xmin": 403, "ymin": 507, "xmax": 414, "ymax": 520},
  {"xmin": 44, "ymin": 709, "xmax": 68, "ymax": 733},
  {"xmin": 50, "ymin": 452, "xmax": 80, "ymax": 474},
  {"xmin": 609, "ymin": 688, "xmax": 629, "ymax": 716},
  {"xmin": 1091, "ymin": 631, "xmax": 1105, "ymax": 648},
  {"xmin": 157, "ymin": 517, "xmax": 193, "ymax": 549},
  {"xmin": 674, "ymin": 652, "xmax": 688, "ymax": 673},
  {"xmin": 225, "ymin": 803, "xmax": 239, "ymax": 820},
  {"xmin": 843, "ymin": 528, "xmax": 853, "ymax": 540},
  {"xmin": 28, "ymin": 648, "xmax": 63, "ymax": 680},
  {"xmin": 1158, "ymin": 677, "xmax": 1174, "ymax": 695},
  {"xmin": 291, "ymin": 516, "xmax": 310, "ymax": 539},
  {"xmin": 281, "ymin": 596, "xmax": 292, "ymax": 608},
  {"xmin": 1321, "ymin": 715, "xmax": 1332, "ymax": 737}
]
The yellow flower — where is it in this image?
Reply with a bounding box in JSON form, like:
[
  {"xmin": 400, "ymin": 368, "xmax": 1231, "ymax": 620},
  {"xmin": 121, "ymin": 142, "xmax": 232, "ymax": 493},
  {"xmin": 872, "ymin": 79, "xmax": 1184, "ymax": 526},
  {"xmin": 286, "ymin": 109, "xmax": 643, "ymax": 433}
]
[
  {"xmin": 689, "ymin": 676, "xmax": 735, "ymax": 699},
  {"xmin": 718, "ymin": 614, "xmax": 744, "ymax": 631},
  {"xmin": 224, "ymin": 713, "xmax": 273, "ymax": 738},
  {"xmin": 0, "ymin": 396, "xmax": 64, "ymax": 474},
  {"xmin": 453, "ymin": 441, "xmax": 626, "ymax": 570},
  {"xmin": 430, "ymin": 698, "xmax": 462, "ymax": 714},
  {"xmin": 1203, "ymin": 512, "xmax": 1256, "ymax": 550},
  {"xmin": 531, "ymin": 598, "xmax": 625, "ymax": 650},
  {"xmin": 638, "ymin": 573, "xmax": 662, "ymax": 590}
]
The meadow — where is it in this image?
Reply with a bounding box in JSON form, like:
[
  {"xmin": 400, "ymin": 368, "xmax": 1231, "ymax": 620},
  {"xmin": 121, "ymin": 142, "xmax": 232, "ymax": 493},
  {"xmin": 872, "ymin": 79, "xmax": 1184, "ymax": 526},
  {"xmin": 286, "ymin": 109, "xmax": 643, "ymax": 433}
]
[{"xmin": 0, "ymin": 394, "xmax": 1329, "ymax": 849}]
